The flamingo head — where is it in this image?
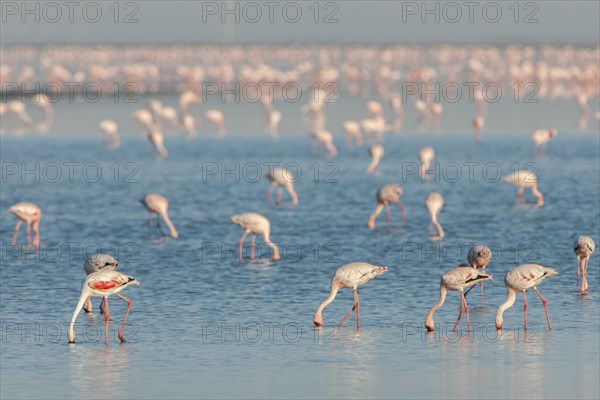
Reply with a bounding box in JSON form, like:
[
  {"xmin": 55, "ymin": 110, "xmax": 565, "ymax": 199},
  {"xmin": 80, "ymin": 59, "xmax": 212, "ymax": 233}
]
[
  {"xmin": 495, "ymin": 316, "xmax": 503, "ymax": 330},
  {"xmin": 313, "ymin": 314, "xmax": 323, "ymax": 327},
  {"xmin": 549, "ymin": 128, "xmax": 557, "ymax": 138}
]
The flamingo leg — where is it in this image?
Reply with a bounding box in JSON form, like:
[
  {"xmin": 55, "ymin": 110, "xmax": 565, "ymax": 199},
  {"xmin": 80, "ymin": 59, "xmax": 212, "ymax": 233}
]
[
  {"xmin": 100, "ymin": 298, "xmax": 106, "ymax": 315},
  {"xmin": 337, "ymin": 305, "xmax": 356, "ymax": 327},
  {"xmin": 581, "ymin": 257, "xmax": 589, "ymax": 293},
  {"xmin": 26, "ymin": 221, "xmax": 31, "ymax": 244},
  {"xmin": 453, "ymin": 297, "xmax": 464, "ymax": 332},
  {"xmin": 12, "ymin": 220, "xmax": 22, "ymax": 245},
  {"xmin": 250, "ymin": 234, "xmax": 256, "ymax": 260},
  {"xmin": 238, "ymin": 231, "xmax": 250, "ymax": 261},
  {"xmin": 398, "ymin": 203, "xmax": 407, "ymax": 227},
  {"xmin": 156, "ymin": 215, "xmax": 166, "ymax": 236},
  {"xmin": 463, "ymin": 291, "xmax": 471, "ymax": 332},
  {"xmin": 385, "ymin": 204, "xmax": 391, "ymax": 225},
  {"xmin": 533, "ymin": 287, "xmax": 552, "ymax": 330},
  {"xmin": 523, "ymin": 291, "xmax": 528, "ymax": 331},
  {"xmin": 115, "ymin": 293, "xmax": 133, "ymax": 343},
  {"xmin": 576, "ymin": 257, "xmax": 581, "ymax": 290},
  {"xmin": 104, "ymin": 297, "xmax": 110, "ymax": 343},
  {"xmin": 354, "ymin": 288, "xmax": 360, "ymax": 330},
  {"xmin": 277, "ymin": 188, "xmax": 283, "ymax": 205}
]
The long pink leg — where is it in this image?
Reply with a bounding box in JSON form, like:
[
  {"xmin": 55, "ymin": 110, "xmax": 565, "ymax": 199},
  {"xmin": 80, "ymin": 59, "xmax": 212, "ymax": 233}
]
[
  {"xmin": 104, "ymin": 297, "xmax": 110, "ymax": 343},
  {"xmin": 453, "ymin": 298, "xmax": 464, "ymax": 331},
  {"xmin": 523, "ymin": 291, "xmax": 528, "ymax": 331},
  {"xmin": 581, "ymin": 258, "xmax": 589, "ymax": 293},
  {"xmin": 385, "ymin": 204, "xmax": 391, "ymax": 225},
  {"xmin": 576, "ymin": 258, "xmax": 581, "ymax": 290},
  {"xmin": 533, "ymin": 287, "xmax": 552, "ymax": 330},
  {"xmin": 250, "ymin": 234, "xmax": 256, "ymax": 259},
  {"xmin": 12, "ymin": 220, "xmax": 22, "ymax": 245},
  {"xmin": 463, "ymin": 292, "xmax": 471, "ymax": 332},
  {"xmin": 83, "ymin": 297, "xmax": 93, "ymax": 313},
  {"xmin": 238, "ymin": 231, "xmax": 250, "ymax": 261},
  {"xmin": 398, "ymin": 203, "xmax": 407, "ymax": 226},
  {"xmin": 337, "ymin": 305, "xmax": 356, "ymax": 327},
  {"xmin": 26, "ymin": 222, "xmax": 31, "ymax": 244},
  {"xmin": 480, "ymin": 282, "xmax": 485, "ymax": 301},
  {"xmin": 354, "ymin": 288, "xmax": 360, "ymax": 330},
  {"xmin": 115, "ymin": 293, "xmax": 133, "ymax": 342},
  {"xmin": 266, "ymin": 183, "xmax": 275, "ymax": 204},
  {"xmin": 277, "ymin": 188, "xmax": 283, "ymax": 205}
]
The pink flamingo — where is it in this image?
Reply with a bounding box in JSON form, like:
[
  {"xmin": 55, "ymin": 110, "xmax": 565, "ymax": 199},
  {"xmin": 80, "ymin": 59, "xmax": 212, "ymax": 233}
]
[
  {"xmin": 368, "ymin": 184, "xmax": 406, "ymax": 230},
  {"xmin": 264, "ymin": 168, "xmax": 299, "ymax": 206},
  {"xmin": 82, "ymin": 254, "xmax": 119, "ymax": 314},
  {"xmin": 205, "ymin": 109, "xmax": 226, "ymax": 136},
  {"xmin": 425, "ymin": 264, "xmax": 492, "ymax": 332},
  {"xmin": 313, "ymin": 262, "xmax": 387, "ymax": 329},
  {"xmin": 573, "ymin": 236, "xmax": 595, "ymax": 293},
  {"xmin": 229, "ymin": 213, "xmax": 280, "ymax": 261},
  {"xmin": 343, "ymin": 121, "xmax": 363, "ymax": 147},
  {"xmin": 139, "ymin": 194, "xmax": 179, "ymax": 238},
  {"xmin": 502, "ymin": 170, "xmax": 544, "ymax": 206},
  {"xmin": 495, "ymin": 264, "xmax": 558, "ymax": 330},
  {"xmin": 99, "ymin": 120, "xmax": 120, "ymax": 149},
  {"xmin": 419, "ymin": 147, "xmax": 435, "ymax": 179},
  {"xmin": 9, "ymin": 202, "xmax": 41, "ymax": 247},
  {"xmin": 531, "ymin": 128, "xmax": 557, "ymax": 154},
  {"xmin": 311, "ymin": 129, "xmax": 337, "ymax": 157},
  {"xmin": 465, "ymin": 245, "xmax": 493, "ymax": 298},
  {"xmin": 425, "ymin": 192, "xmax": 444, "ymax": 239},
  {"xmin": 68, "ymin": 270, "xmax": 140, "ymax": 344},
  {"xmin": 367, "ymin": 144, "xmax": 384, "ymax": 174},
  {"xmin": 473, "ymin": 116, "xmax": 485, "ymax": 141},
  {"xmin": 148, "ymin": 130, "xmax": 169, "ymax": 159}
]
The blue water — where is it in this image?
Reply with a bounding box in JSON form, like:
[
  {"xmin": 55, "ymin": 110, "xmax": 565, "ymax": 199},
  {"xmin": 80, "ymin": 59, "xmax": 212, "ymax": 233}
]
[{"xmin": 1, "ymin": 127, "xmax": 599, "ymax": 399}]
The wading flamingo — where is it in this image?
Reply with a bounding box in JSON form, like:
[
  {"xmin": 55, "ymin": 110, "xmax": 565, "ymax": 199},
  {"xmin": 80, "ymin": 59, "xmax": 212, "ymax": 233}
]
[
  {"xmin": 495, "ymin": 264, "xmax": 558, "ymax": 330},
  {"xmin": 140, "ymin": 194, "xmax": 179, "ymax": 238},
  {"xmin": 99, "ymin": 120, "xmax": 120, "ymax": 149},
  {"xmin": 473, "ymin": 116, "xmax": 485, "ymax": 140},
  {"xmin": 9, "ymin": 202, "xmax": 41, "ymax": 247},
  {"xmin": 313, "ymin": 262, "xmax": 387, "ymax": 329},
  {"xmin": 229, "ymin": 213, "xmax": 280, "ymax": 261},
  {"xmin": 573, "ymin": 236, "xmax": 595, "ymax": 293},
  {"xmin": 148, "ymin": 130, "xmax": 169, "ymax": 159},
  {"xmin": 465, "ymin": 245, "xmax": 492, "ymax": 298},
  {"xmin": 205, "ymin": 109, "xmax": 226, "ymax": 136},
  {"xmin": 425, "ymin": 192, "xmax": 444, "ymax": 239},
  {"xmin": 531, "ymin": 128, "xmax": 557, "ymax": 154},
  {"xmin": 68, "ymin": 270, "xmax": 140, "ymax": 344},
  {"xmin": 82, "ymin": 254, "xmax": 119, "ymax": 314},
  {"xmin": 368, "ymin": 184, "xmax": 406, "ymax": 229},
  {"xmin": 502, "ymin": 170, "xmax": 544, "ymax": 206},
  {"xmin": 264, "ymin": 168, "xmax": 299, "ymax": 206},
  {"xmin": 311, "ymin": 129, "xmax": 337, "ymax": 157},
  {"xmin": 419, "ymin": 147, "xmax": 435, "ymax": 180},
  {"xmin": 343, "ymin": 121, "xmax": 363, "ymax": 147},
  {"xmin": 367, "ymin": 144, "xmax": 384, "ymax": 174},
  {"xmin": 425, "ymin": 264, "xmax": 492, "ymax": 332}
]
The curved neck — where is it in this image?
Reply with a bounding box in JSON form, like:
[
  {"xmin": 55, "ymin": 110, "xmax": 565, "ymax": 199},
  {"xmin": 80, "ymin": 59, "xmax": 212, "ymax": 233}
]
[
  {"xmin": 68, "ymin": 288, "xmax": 90, "ymax": 343},
  {"xmin": 262, "ymin": 231, "xmax": 279, "ymax": 260},
  {"xmin": 425, "ymin": 285, "xmax": 447, "ymax": 328},
  {"xmin": 496, "ymin": 287, "xmax": 517, "ymax": 327},
  {"xmin": 314, "ymin": 284, "xmax": 340, "ymax": 321},
  {"xmin": 161, "ymin": 212, "xmax": 178, "ymax": 238}
]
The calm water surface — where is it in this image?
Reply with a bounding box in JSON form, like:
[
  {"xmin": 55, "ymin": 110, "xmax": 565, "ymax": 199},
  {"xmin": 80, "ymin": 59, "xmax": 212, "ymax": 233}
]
[{"xmin": 1, "ymin": 130, "xmax": 599, "ymax": 399}]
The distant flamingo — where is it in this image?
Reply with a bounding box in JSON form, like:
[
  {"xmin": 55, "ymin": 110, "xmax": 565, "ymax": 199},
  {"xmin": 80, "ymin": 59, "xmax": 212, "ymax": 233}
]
[
  {"xmin": 265, "ymin": 109, "xmax": 282, "ymax": 137},
  {"xmin": 9, "ymin": 202, "xmax": 41, "ymax": 247},
  {"xmin": 133, "ymin": 109, "xmax": 154, "ymax": 132},
  {"xmin": 313, "ymin": 262, "xmax": 387, "ymax": 329},
  {"xmin": 264, "ymin": 168, "xmax": 299, "ymax": 206},
  {"xmin": 311, "ymin": 129, "xmax": 337, "ymax": 157},
  {"xmin": 430, "ymin": 103, "xmax": 443, "ymax": 132},
  {"xmin": 425, "ymin": 192, "xmax": 444, "ymax": 239},
  {"xmin": 367, "ymin": 144, "xmax": 384, "ymax": 174},
  {"xmin": 68, "ymin": 270, "xmax": 140, "ymax": 344},
  {"xmin": 181, "ymin": 114, "xmax": 197, "ymax": 137},
  {"xmin": 368, "ymin": 184, "xmax": 406, "ymax": 229},
  {"xmin": 424, "ymin": 264, "xmax": 492, "ymax": 332},
  {"xmin": 139, "ymin": 193, "xmax": 178, "ymax": 238},
  {"xmin": 343, "ymin": 121, "xmax": 363, "ymax": 147},
  {"xmin": 205, "ymin": 109, "xmax": 226, "ymax": 136},
  {"xmin": 465, "ymin": 245, "xmax": 493, "ymax": 297},
  {"xmin": 82, "ymin": 254, "xmax": 118, "ymax": 314},
  {"xmin": 148, "ymin": 130, "xmax": 169, "ymax": 159},
  {"xmin": 531, "ymin": 128, "xmax": 557, "ymax": 154},
  {"xmin": 229, "ymin": 213, "xmax": 280, "ymax": 261},
  {"xmin": 473, "ymin": 116, "xmax": 485, "ymax": 140},
  {"xmin": 179, "ymin": 90, "xmax": 201, "ymax": 115},
  {"xmin": 495, "ymin": 264, "xmax": 558, "ymax": 330},
  {"xmin": 99, "ymin": 120, "xmax": 120, "ymax": 149},
  {"xmin": 502, "ymin": 170, "xmax": 544, "ymax": 206},
  {"xmin": 389, "ymin": 96, "xmax": 404, "ymax": 133},
  {"xmin": 419, "ymin": 147, "xmax": 435, "ymax": 179},
  {"xmin": 573, "ymin": 236, "xmax": 595, "ymax": 293}
]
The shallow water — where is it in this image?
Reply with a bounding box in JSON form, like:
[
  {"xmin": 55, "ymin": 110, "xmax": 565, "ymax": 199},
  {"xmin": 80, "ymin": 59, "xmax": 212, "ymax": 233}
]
[{"xmin": 1, "ymin": 128, "xmax": 599, "ymax": 399}]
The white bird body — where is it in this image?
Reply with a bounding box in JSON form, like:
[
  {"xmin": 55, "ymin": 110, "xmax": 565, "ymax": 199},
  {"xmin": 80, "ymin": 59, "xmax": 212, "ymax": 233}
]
[
  {"xmin": 343, "ymin": 120, "xmax": 363, "ymax": 147},
  {"xmin": 495, "ymin": 264, "xmax": 558, "ymax": 330},
  {"xmin": 311, "ymin": 129, "xmax": 337, "ymax": 157},
  {"xmin": 419, "ymin": 147, "xmax": 435, "ymax": 179},
  {"xmin": 82, "ymin": 254, "xmax": 119, "ymax": 313},
  {"xmin": 531, "ymin": 128, "xmax": 557, "ymax": 147},
  {"xmin": 99, "ymin": 119, "xmax": 120, "ymax": 148},
  {"xmin": 368, "ymin": 184, "xmax": 406, "ymax": 229},
  {"xmin": 367, "ymin": 144, "xmax": 384, "ymax": 174},
  {"xmin": 425, "ymin": 192, "xmax": 444, "ymax": 239},
  {"xmin": 148, "ymin": 130, "xmax": 169, "ymax": 159},
  {"xmin": 9, "ymin": 202, "xmax": 41, "ymax": 246},
  {"xmin": 502, "ymin": 170, "xmax": 544, "ymax": 206},
  {"xmin": 313, "ymin": 262, "xmax": 388, "ymax": 328},
  {"xmin": 264, "ymin": 168, "xmax": 299, "ymax": 206},
  {"xmin": 229, "ymin": 213, "xmax": 280, "ymax": 261},
  {"xmin": 205, "ymin": 109, "xmax": 226, "ymax": 136},
  {"xmin": 140, "ymin": 193, "xmax": 178, "ymax": 238}
]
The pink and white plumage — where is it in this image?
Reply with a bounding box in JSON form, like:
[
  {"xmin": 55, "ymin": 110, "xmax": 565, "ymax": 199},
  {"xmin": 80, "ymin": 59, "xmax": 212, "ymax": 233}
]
[
  {"xmin": 229, "ymin": 213, "xmax": 280, "ymax": 261},
  {"xmin": 419, "ymin": 147, "xmax": 435, "ymax": 179},
  {"xmin": 343, "ymin": 121, "xmax": 363, "ymax": 147},
  {"xmin": 205, "ymin": 109, "xmax": 226, "ymax": 136},
  {"xmin": 264, "ymin": 168, "xmax": 299, "ymax": 206},
  {"xmin": 425, "ymin": 264, "xmax": 492, "ymax": 332},
  {"xmin": 502, "ymin": 170, "xmax": 544, "ymax": 206},
  {"xmin": 68, "ymin": 270, "xmax": 140, "ymax": 344},
  {"xmin": 425, "ymin": 192, "xmax": 444, "ymax": 239},
  {"xmin": 82, "ymin": 254, "xmax": 119, "ymax": 313},
  {"xmin": 367, "ymin": 144, "xmax": 384, "ymax": 174},
  {"xmin": 573, "ymin": 236, "xmax": 595, "ymax": 293},
  {"xmin": 465, "ymin": 245, "xmax": 493, "ymax": 297},
  {"xmin": 311, "ymin": 129, "xmax": 337, "ymax": 157},
  {"xmin": 531, "ymin": 128, "xmax": 557, "ymax": 154},
  {"xmin": 368, "ymin": 184, "xmax": 406, "ymax": 229},
  {"xmin": 9, "ymin": 202, "xmax": 41, "ymax": 247},
  {"xmin": 140, "ymin": 193, "xmax": 179, "ymax": 238},
  {"xmin": 313, "ymin": 262, "xmax": 387, "ymax": 329},
  {"xmin": 495, "ymin": 264, "xmax": 558, "ymax": 330}
]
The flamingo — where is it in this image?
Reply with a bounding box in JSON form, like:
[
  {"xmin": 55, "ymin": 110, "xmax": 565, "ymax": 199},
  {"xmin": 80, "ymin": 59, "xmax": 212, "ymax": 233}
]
[
  {"xmin": 473, "ymin": 116, "xmax": 485, "ymax": 141},
  {"xmin": 181, "ymin": 114, "xmax": 197, "ymax": 137},
  {"xmin": 179, "ymin": 90, "xmax": 201, "ymax": 115},
  {"xmin": 495, "ymin": 264, "xmax": 558, "ymax": 330},
  {"xmin": 368, "ymin": 184, "xmax": 406, "ymax": 229},
  {"xmin": 99, "ymin": 120, "xmax": 120, "ymax": 149},
  {"xmin": 264, "ymin": 168, "xmax": 299, "ymax": 206},
  {"xmin": 388, "ymin": 96, "xmax": 404, "ymax": 133},
  {"xmin": 465, "ymin": 245, "xmax": 493, "ymax": 297},
  {"xmin": 573, "ymin": 236, "xmax": 595, "ymax": 293},
  {"xmin": 502, "ymin": 170, "xmax": 544, "ymax": 206},
  {"xmin": 425, "ymin": 192, "xmax": 444, "ymax": 239},
  {"xmin": 419, "ymin": 147, "xmax": 435, "ymax": 180},
  {"xmin": 430, "ymin": 103, "xmax": 443, "ymax": 132},
  {"xmin": 9, "ymin": 202, "xmax": 41, "ymax": 247},
  {"xmin": 313, "ymin": 262, "xmax": 388, "ymax": 329},
  {"xmin": 367, "ymin": 144, "xmax": 384, "ymax": 174},
  {"xmin": 139, "ymin": 193, "xmax": 179, "ymax": 238},
  {"xmin": 266, "ymin": 109, "xmax": 282, "ymax": 137},
  {"xmin": 229, "ymin": 213, "xmax": 280, "ymax": 261},
  {"xmin": 82, "ymin": 254, "xmax": 118, "ymax": 314},
  {"xmin": 531, "ymin": 128, "xmax": 557, "ymax": 154},
  {"xmin": 425, "ymin": 264, "xmax": 492, "ymax": 332},
  {"xmin": 311, "ymin": 129, "xmax": 337, "ymax": 157},
  {"xmin": 205, "ymin": 109, "xmax": 226, "ymax": 136},
  {"xmin": 148, "ymin": 129, "xmax": 169, "ymax": 159},
  {"xmin": 133, "ymin": 109, "xmax": 154, "ymax": 132},
  {"xmin": 343, "ymin": 121, "xmax": 363, "ymax": 147},
  {"xmin": 68, "ymin": 270, "xmax": 140, "ymax": 344}
]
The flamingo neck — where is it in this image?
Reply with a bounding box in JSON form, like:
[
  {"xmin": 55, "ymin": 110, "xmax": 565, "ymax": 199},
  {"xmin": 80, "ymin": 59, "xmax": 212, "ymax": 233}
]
[
  {"xmin": 262, "ymin": 231, "xmax": 279, "ymax": 260},
  {"xmin": 68, "ymin": 288, "xmax": 91, "ymax": 343},
  {"xmin": 314, "ymin": 284, "xmax": 340, "ymax": 321},
  {"xmin": 425, "ymin": 285, "xmax": 447, "ymax": 329},
  {"xmin": 496, "ymin": 287, "xmax": 517, "ymax": 329},
  {"xmin": 161, "ymin": 212, "xmax": 178, "ymax": 238}
]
